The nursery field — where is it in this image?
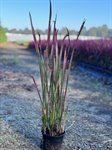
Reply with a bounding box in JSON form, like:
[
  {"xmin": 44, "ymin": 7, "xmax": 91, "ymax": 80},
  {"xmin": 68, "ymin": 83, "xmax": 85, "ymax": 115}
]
[
  {"xmin": 0, "ymin": 42, "xmax": 112, "ymax": 150},
  {"xmin": 29, "ymin": 39, "xmax": 112, "ymax": 71}
]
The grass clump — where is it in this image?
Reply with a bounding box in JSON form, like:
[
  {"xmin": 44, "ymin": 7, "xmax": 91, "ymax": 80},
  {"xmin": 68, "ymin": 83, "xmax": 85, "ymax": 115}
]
[{"xmin": 30, "ymin": 0, "xmax": 85, "ymax": 136}]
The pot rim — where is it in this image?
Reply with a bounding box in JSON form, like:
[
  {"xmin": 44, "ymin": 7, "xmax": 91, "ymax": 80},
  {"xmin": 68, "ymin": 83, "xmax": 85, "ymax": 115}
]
[{"xmin": 42, "ymin": 131, "xmax": 65, "ymax": 138}]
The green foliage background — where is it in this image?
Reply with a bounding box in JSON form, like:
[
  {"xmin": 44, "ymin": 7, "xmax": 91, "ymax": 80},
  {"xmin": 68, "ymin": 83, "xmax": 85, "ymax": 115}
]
[{"xmin": 0, "ymin": 26, "xmax": 7, "ymax": 43}]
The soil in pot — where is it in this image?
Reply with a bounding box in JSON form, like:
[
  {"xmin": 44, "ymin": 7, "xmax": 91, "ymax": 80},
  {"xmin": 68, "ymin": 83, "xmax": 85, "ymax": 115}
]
[{"xmin": 42, "ymin": 131, "xmax": 65, "ymax": 150}]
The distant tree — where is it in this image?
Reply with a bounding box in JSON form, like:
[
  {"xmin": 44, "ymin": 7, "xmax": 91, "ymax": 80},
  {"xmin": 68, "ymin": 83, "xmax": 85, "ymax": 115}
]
[
  {"xmin": 88, "ymin": 27, "xmax": 97, "ymax": 36},
  {"xmin": 18, "ymin": 29, "xmax": 23, "ymax": 34},
  {"xmin": 89, "ymin": 25, "xmax": 108, "ymax": 37},
  {"xmin": 9, "ymin": 28, "xmax": 18, "ymax": 33},
  {"xmin": 108, "ymin": 29, "xmax": 112, "ymax": 37},
  {"xmin": 69, "ymin": 29, "xmax": 77, "ymax": 35},
  {"xmin": 59, "ymin": 27, "xmax": 67, "ymax": 35},
  {"xmin": 99, "ymin": 24, "xmax": 108, "ymax": 37},
  {"xmin": 44, "ymin": 29, "xmax": 48, "ymax": 35},
  {"xmin": 3, "ymin": 24, "xmax": 112, "ymax": 37},
  {"xmin": 22, "ymin": 28, "xmax": 31, "ymax": 34},
  {"xmin": 81, "ymin": 26, "xmax": 87, "ymax": 35},
  {"xmin": 35, "ymin": 29, "xmax": 45, "ymax": 35},
  {"xmin": 4, "ymin": 27, "xmax": 8, "ymax": 32}
]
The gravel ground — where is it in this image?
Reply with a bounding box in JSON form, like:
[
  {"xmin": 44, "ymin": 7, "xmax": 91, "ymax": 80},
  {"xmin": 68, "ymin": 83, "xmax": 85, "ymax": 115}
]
[{"xmin": 0, "ymin": 44, "xmax": 112, "ymax": 150}]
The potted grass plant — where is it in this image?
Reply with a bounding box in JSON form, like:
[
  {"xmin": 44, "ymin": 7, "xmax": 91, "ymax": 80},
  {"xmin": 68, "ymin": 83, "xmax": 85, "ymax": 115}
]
[{"xmin": 29, "ymin": 0, "xmax": 85, "ymax": 149}]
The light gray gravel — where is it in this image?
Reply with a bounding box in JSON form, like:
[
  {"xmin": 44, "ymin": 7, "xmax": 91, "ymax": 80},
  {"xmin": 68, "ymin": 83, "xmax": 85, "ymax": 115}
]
[{"xmin": 0, "ymin": 46, "xmax": 112, "ymax": 150}]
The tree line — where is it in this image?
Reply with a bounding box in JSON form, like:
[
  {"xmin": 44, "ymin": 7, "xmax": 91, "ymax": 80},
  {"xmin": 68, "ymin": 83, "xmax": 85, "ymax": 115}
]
[{"xmin": 4, "ymin": 24, "xmax": 112, "ymax": 37}]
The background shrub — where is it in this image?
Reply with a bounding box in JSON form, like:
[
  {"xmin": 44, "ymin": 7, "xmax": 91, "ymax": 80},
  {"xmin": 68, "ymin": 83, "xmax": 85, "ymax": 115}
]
[
  {"xmin": 0, "ymin": 26, "xmax": 7, "ymax": 43},
  {"xmin": 28, "ymin": 39, "xmax": 112, "ymax": 71}
]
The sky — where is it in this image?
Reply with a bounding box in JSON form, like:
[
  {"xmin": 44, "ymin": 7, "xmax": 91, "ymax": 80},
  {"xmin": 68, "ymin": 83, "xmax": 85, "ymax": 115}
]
[{"xmin": 0, "ymin": 0, "xmax": 112, "ymax": 30}]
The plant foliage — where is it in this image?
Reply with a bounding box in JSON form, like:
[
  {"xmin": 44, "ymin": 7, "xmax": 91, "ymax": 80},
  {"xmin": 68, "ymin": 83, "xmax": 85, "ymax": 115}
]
[
  {"xmin": 0, "ymin": 26, "xmax": 7, "ymax": 43},
  {"xmin": 30, "ymin": 0, "xmax": 85, "ymax": 136}
]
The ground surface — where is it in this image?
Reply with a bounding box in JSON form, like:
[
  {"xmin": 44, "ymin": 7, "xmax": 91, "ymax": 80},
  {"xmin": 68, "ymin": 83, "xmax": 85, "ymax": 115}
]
[{"xmin": 0, "ymin": 43, "xmax": 112, "ymax": 150}]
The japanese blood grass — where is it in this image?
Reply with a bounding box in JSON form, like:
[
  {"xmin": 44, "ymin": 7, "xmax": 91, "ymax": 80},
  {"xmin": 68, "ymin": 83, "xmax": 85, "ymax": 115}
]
[{"xmin": 29, "ymin": 0, "xmax": 85, "ymax": 136}]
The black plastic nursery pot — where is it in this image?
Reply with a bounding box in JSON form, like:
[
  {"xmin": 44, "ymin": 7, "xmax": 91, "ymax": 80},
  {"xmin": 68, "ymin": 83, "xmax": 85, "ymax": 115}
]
[{"xmin": 42, "ymin": 131, "xmax": 65, "ymax": 150}]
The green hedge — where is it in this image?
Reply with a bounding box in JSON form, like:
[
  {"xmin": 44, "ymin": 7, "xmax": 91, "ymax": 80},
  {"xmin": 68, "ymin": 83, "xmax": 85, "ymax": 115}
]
[{"xmin": 0, "ymin": 26, "xmax": 7, "ymax": 43}]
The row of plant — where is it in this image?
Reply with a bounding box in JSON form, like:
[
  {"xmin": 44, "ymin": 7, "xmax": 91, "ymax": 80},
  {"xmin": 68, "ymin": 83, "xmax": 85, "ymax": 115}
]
[{"xmin": 28, "ymin": 38, "xmax": 112, "ymax": 71}]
